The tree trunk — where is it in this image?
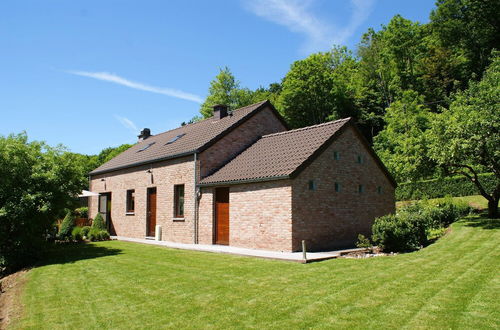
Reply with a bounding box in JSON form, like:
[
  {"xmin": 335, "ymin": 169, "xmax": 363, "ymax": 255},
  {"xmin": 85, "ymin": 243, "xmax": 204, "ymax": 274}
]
[{"xmin": 487, "ymin": 198, "xmax": 499, "ymax": 219}]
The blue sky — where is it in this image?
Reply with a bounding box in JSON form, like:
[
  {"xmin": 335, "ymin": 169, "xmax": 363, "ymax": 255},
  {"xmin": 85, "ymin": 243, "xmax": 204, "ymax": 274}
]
[{"xmin": 0, "ymin": 0, "xmax": 436, "ymax": 155}]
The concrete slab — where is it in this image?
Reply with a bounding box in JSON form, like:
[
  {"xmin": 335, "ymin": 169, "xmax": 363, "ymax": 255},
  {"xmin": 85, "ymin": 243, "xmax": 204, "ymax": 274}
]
[{"xmin": 111, "ymin": 236, "xmax": 365, "ymax": 263}]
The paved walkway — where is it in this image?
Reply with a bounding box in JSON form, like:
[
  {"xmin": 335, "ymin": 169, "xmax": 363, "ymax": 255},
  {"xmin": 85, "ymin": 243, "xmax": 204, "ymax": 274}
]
[{"xmin": 111, "ymin": 236, "xmax": 365, "ymax": 263}]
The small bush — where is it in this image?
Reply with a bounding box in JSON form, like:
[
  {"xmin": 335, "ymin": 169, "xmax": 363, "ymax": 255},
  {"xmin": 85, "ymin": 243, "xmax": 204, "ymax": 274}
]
[
  {"xmin": 88, "ymin": 228, "xmax": 101, "ymax": 242},
  {"xmin": 92, "ymin": 213, "xmax": 106, "ymax": 230},
  {"xmin": 58, "ymin": 211, "xmax": 75, "ymax": 240},
  {"xmin": 74, "ymin": 207, "xmax": 88, "ymax": 218},
  {"xmin": 71, "ymin": 227, "xmax": 83, "ymax": 241},
  {"xmin": 98, "ymin": 230, "xmax": 110, "ymax": 241},
  {"xmin": 356, "ymin": 234, "xmax": 372, "ymax": 250},
  {"xmin": 87, "ymin": 228, "xmax": 110, "ymax": 241},
  {"xmin": 81, "ymin": 226, "xmax": 91, "ymax": 238}
]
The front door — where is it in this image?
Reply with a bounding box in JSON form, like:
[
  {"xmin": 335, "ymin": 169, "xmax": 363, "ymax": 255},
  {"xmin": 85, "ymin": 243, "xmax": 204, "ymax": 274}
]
[
  {"xmin": 147, "ymin": 188, "xmax": 157, "ymax": 237},
  {"xmin": 99, "ymin": 193, "xmax": 114, "ymax": 235},
  {"xmin": 215, "ymin": 187, "xmax": 229, "ymax": 245}
]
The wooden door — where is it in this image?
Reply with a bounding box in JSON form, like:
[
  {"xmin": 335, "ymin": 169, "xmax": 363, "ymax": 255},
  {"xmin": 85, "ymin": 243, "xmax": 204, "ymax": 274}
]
[
  {"xmin": 147, "ymin": 188, "xmax": 157, "ymax": 237},
  {"xmin": 215, "ymin": 187, "xmax": 229, "ymax": 245}
]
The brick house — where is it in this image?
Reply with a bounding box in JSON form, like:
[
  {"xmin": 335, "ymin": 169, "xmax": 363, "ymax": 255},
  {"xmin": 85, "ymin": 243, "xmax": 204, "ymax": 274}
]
[{"xmin": 89, "ymin": 100, "xmax": 395, "ymax": 252}]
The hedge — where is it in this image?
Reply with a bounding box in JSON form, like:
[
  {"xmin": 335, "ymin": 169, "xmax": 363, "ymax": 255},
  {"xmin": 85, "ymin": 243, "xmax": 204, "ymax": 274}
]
[{"xmin": 396, "ymin": 173, "xmax": 496, "ymax": 201}]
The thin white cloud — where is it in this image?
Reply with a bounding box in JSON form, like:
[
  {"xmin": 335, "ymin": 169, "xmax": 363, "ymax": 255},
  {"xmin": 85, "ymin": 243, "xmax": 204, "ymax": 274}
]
[
  {"xmin": 114, "ymin": 115, "xmax": 138, "ymax": 135},
  {"xmin": 67, "ymin": 70, "xmax": 203, "ymax": 103},
  {"xmin": 244, "ymin": 0, "xmax": 374, "ymax": 53}
]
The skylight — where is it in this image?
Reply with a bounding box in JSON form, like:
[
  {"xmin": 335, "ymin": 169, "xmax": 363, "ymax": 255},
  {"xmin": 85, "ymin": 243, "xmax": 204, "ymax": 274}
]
[
  {"xmin": 165, "ymin": 133, "xmax": 185, "ymax": 145},
  {"xmin": 137, "ymin": 142, "xmax": 155, "ymax": 152}
]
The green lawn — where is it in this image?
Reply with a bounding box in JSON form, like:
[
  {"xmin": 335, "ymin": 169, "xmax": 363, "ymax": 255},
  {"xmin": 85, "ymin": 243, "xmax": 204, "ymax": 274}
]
[{"xmin": 12, "ymin": 214, "xmax": 499, "ymax": 329}]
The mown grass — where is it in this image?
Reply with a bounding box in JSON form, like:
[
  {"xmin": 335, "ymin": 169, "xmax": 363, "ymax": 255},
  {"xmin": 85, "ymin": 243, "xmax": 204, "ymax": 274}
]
[{"xmin": 12, "ymin": 214, "xmax": 499, "ymax": 329}]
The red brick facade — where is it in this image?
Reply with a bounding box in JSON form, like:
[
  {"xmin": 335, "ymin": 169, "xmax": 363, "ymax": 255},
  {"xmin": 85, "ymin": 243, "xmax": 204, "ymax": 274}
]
[{"xmin": 90, "ymin": 108, "xmax": 395, "ymax": 252}]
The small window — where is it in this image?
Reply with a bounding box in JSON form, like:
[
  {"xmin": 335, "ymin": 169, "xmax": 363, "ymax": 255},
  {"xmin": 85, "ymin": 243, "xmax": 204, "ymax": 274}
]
[
  {"xmin": 308, "ymin": 180, "xmax": 317, "ymax": 191},
  {"xmin": 357, "ymin": 154, "xmax": 364, "ymax": 164},
  {"xmin": 138, "ymin": 142, "xmax": 155, "ymax": 152},
  {"xmin": 174, "ymin": 184, "xmax": 185, "ymax": 218},
  {"xmin": 377, "ymin": 186, "xmax": 383, "ymax": 194},
  {"xmin": 335, "ymin": 182, "xmax": 341, "ymax": 192},
  {"xmin": 333, "ymin": 151, "xmax": 340, "ymax": 160},
  {"xmin": 358, "ymin": 185, "xmax": 364, "ymax": 193},
  {"xmin": 166, "ymin": 133, "xmax": 186, "ymax": 145},
  {"xmin": 126, "ymin": 189, "xmax": 135, "ymax": 213}
]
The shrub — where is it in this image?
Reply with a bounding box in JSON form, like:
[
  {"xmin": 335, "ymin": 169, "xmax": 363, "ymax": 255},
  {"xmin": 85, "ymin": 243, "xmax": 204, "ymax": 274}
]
[
  {"xmin": 372, "ymin": 207, "xmax": 430, "ymax": 253},
  {"xmin": 356, "ymin": 234, "xmax": 372, "ymax": 250},
  {"xmin": 92, "ymin": 213, "xmax": 106, "ymax": 230},
  {"xmin": 81, "ymin": 226, "xmax": 91, "ymax": 238},
  {"xmin": 74, "ymin": 207, "xmax": 88, "ymax": 218},
  {"xmin": 88, "ymin": 228, "xmax": 101, "ymax": 242},
  {"xmin": 71, "ymin": 227, "xmax": 83, "ymax": 241},
  {"xmin": 396, "ymin": 173, "xmax": 495, "ymax": 201},
  {"xmin": 58, "ymin": 211, "xmax": 75, "ymax": 240},
  {"xmin": 98, "ymin": 230, "xmax": 110, "ymax": 241}
]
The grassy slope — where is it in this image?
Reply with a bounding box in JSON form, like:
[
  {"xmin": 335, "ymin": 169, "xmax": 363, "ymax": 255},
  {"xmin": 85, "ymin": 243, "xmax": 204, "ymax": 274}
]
[{"xmin": 13, "ymin": 215, "xmax": 499, "ymax": 329}]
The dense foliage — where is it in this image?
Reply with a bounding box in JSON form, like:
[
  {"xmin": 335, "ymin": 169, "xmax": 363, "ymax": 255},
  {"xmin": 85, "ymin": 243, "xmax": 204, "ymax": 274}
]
[
  {"xmin": 396, "ymin": 173, "xmax": 497, "ymax": 201},
  {"xmin": 0, "ymin": 133, "xmax": 85, "ymax": 276},
  {"xmin": 372, "ymin": 198, "xmax": 471, "ymax": 252}
]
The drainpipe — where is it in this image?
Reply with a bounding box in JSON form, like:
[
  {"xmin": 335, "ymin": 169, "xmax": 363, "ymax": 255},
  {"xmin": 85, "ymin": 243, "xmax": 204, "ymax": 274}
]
[{"xmin": 193, "ymin": 152, "xmax": 199, "ymax": 244}]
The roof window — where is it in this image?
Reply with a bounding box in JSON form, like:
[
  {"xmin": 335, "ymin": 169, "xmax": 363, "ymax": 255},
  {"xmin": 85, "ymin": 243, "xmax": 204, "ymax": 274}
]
[
  {"xmin": 166, "ymin": 133, "xmax": 186, "ymax": 145},
  {"xmin": 137, "ymin": 142, "xmax": 155, "ymax": 152}
]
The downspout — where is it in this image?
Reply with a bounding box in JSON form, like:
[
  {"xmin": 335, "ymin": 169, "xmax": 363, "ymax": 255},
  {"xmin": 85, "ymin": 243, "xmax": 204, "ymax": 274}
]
[{"xmin": 193, "ymin": 152, "xmax": 199, "ymax": 244}]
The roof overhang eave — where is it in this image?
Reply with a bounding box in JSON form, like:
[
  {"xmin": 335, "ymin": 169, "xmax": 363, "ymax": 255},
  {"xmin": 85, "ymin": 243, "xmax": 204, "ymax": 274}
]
[{"xmin": 198, "ymin": 175, "xmax": 290, "ymax": 187}]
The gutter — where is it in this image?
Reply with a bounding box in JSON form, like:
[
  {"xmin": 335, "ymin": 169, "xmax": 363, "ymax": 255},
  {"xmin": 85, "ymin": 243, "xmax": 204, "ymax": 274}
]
[
  {"xmin": 193, "ymin": 152, "xmax": 199, "ymax": 244},
  {"xmin": 198, "ymin": 175, "xmax": 290, "ymax": 187}
]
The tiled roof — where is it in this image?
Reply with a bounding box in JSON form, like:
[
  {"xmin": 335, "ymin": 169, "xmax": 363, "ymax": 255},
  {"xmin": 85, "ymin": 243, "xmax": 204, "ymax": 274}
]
[
  {"xmin": 90, "ymin": 100, "xmax": 272, "ymax": 175},
  {"xmin": 200, "ymin": 118, "xmax": 352, "ymax": 185}
]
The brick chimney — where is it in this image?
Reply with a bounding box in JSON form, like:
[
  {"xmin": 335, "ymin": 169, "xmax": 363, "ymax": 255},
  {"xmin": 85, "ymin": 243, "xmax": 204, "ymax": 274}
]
[
  {"xmin": 213, "ymin": 104, "xmax": 228, "ymax": 120},
  {"xmin": 138, "ymin": 128, "xmax": 151, "ymax": 141}
]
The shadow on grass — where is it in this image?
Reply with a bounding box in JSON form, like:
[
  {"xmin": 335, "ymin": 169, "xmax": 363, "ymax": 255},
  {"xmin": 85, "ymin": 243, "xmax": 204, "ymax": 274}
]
[
  {"xmin": 37, "ymin": 242, "xmax": 123, "ymax": 267},
  {"xmin": 462, "ymin": 213, "xmax": 500, "ymax": 230}
]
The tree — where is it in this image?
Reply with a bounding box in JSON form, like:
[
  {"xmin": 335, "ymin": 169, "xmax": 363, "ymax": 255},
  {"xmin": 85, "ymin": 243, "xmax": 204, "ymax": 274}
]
[
  {"xmin": 430, "ymin": 0, "xmax": 500, "ymax": 80},
  {"xmin": 278, "ymin": 47, "xmax": 360, "ymax": 129},
  {"xmin": 428, "ymin": 52, "xmax": 500, "ymax": 218},
  {"xmin": 0, "ymin": 133, "xmax": 85, "ymax": 275},
  {"xmin": 199, "ymin": 67, "xmax": 254, "ymax": 118},
  {"xmin": 374, "ymin": 90, "xmax": 435, "ymax": 182}
]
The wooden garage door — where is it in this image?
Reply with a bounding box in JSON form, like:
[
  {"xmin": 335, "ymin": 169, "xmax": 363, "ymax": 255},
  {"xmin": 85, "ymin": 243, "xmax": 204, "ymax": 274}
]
[{"xmin": 215, "ymin": 187, "xmax": 229, "ymax": 245}]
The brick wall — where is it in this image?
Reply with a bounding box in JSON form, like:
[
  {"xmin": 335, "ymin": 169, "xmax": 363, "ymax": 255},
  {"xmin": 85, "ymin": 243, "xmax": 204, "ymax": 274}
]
[
  {"xmin": 198, "ymin": 180, "xmax": 293, "ymax": 251},
  {"xmin": 291, "ymin": 126, "xmax": 396, "ymax": 251},
  {"xmin": 89, "ymin": 155, "xmax": 196, "ymax": 243},
  {"xmin": 199, "ymin": 106, "xmax": 287, "ymax": 179}
]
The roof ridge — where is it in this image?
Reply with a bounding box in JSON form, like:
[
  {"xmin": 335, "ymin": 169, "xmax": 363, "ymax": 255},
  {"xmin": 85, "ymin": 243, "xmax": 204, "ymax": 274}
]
[
  {"xmin": 145, "ymin": 100, "xmax": 269, "ymax": 140},
  {"xmin": 262, "ymin": 117, "xmax": 351, "ymax": 138}
]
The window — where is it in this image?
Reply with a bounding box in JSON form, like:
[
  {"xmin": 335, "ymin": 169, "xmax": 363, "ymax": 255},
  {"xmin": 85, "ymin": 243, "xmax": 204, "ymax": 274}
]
[
  {"xmin": 166, "ymin": 133, "xmax": 186, "ymax": 145},
  {"xmin": 358, "ymin": 185, "xmax": 364, "ymax": 193},
  {"xmin": 126, "ymin": 189, "xmax": 135, "ymax": 213},
  {"xmin": 333, "ymin": 151, "xmax": 340, "ymax": 160},
  {"xmin": 138, "ymin": 142, "xmax": 155, "ymax": 152},
  {"xmin": 335, "ymin": 182, "xmax": 341, "ymax": 192},
  {"xmin": 174, "ymin": 184, "xmax": 185, "ymax": 218},
  {"xmin": 357, "ymin": 154, "xmax": 364, "ymax": 164},
  {"xmin": 308, "ymin": 180, "xmax": 317, "ymax": 191},
  {"xmin": 377, "ymin": 186, "xmax": 383, "ymax": 194}
]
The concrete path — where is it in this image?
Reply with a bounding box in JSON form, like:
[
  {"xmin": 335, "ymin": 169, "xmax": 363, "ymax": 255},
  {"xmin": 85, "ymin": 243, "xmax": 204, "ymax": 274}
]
[{"xmin": 111, "ymin": 236, "xmax": 365, "ymax": 263}]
